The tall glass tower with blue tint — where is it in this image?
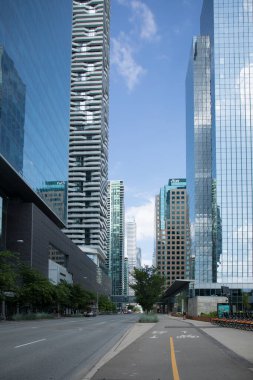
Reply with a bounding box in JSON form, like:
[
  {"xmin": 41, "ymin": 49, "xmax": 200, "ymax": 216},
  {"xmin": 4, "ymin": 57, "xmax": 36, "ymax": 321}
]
[
  {"xmin": 107, "ymin": 180, "xmax": 124, "ymax": 296},
  {"xmin": 187, "ymin": 0, "xmax": 253, "ymax": 308},
  {"xmin": 0, "ymin": 0, "xmax": 72, "ymax": 223}
]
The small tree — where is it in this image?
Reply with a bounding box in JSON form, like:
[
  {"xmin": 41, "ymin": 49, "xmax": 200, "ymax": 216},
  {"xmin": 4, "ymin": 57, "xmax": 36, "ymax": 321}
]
[
  {"xmin": 18, "ymin": 265, "xmax": 55, "ymax": 312},
  {"xmin": 99, "ymin": 294, "xmax": 116, "ymax": 312},
  {"xmin": 55, "ymin": 281, "xmax": 72, "ymax": 315},
  {"xmin": 70, "ymin": 284, "xmax": 91, "ymax": 312},
  {"xmin": 0, "ymin": 251, "xmax": 20, "ymax": 299},
  {"xmin": 130, "ymin": 266, "xmax": 164, "ymax": 313}
]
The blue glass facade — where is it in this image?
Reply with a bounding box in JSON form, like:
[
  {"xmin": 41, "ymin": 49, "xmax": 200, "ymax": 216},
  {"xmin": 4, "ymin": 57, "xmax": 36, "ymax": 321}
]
[
  {"xmin": 0, "ymin": 0, "xmax": 72, "ymax": 221},
  {"xmin": 107, "ymin": 180, "xmax": 124, "ymax": 296},
  {"xmin": 187, "ymin": 0, "xmax": 253, "ymax": 297}
]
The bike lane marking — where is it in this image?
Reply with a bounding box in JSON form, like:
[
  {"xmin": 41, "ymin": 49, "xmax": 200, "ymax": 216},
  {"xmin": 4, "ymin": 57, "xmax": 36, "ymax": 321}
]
[{"xmin": 170, "ymin": 336, "xmax": 180, "ymax": 380}]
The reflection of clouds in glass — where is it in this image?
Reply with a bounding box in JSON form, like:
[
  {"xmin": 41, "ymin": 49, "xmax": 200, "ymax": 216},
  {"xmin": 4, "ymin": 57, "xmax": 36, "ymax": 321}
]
[
  {"xmin": 239, "ymin": 63, "xmax": 253, "ymax": 126},
  {"xmin": 243, "ymin": 0, "xmax": 253, "ymax": 21},
  {"xmin": 233, "ymin": 224, "xmax": 253, "ymax": 240}
]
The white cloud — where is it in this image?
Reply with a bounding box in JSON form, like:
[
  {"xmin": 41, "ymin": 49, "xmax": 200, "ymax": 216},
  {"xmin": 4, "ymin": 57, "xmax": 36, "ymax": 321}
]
[
  {"xmin": 111, "ymin": 34, "xmax": 146, "ymax": 90},
  {"xmin": 126, "ymin": 197, "xmax": 155, "ymax": 240},
  {"xmin": 130, "ymin": 0, "xmax": 157, "ymax": 41}
]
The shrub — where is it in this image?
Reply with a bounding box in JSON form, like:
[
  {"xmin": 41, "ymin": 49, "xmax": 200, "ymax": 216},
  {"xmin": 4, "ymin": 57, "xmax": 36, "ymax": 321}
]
[
  {"xmin": 12, "ymin": 313, "xmax": 54, "ymax": 321},
  {"xmin": 139, "ymin": 313, "xmax": 159, "ymax": 323}
]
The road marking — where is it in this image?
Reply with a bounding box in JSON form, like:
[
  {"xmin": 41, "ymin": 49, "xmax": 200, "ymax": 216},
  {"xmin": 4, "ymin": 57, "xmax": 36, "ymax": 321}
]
[
  {"xmin": 15, "ymin": 339, "xmax": 46, "ymax": 348},
  {"xmin": 94, "ymin": 322, "xmax": 106, "ymax": 326},
  {"xmin": 152, "ymin": 330, "xmax": 167, "ymax": 335},
  {"xmin": 176, "ymin": 334, "xmax": 199, "ymax": 339},
  {"xmin": 170, "ymin": 337, "xmax": 180, "ymax": 380},
  {"xmin": 150, "ymin": 335, "xmax": 158, "ymax": 339}
]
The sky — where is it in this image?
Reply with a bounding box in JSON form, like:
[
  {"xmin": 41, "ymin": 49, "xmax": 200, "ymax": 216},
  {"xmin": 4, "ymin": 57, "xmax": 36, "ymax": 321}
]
[{"xmin": 108, "ymin": 0, "xmax": 203, "ymax": 266}]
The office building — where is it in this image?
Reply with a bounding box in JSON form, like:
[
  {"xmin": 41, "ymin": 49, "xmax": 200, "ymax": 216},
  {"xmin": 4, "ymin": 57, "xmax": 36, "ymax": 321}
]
[
  {"xmin": 123, "ymin": 257, "xmax": 129, "ymax": 297},
  {"xmin": 186, "ymin": 0, "xmax": 253, "ymax": 308},
  {"xmin": 136, "ymin": 247, "xmax": 142, "ymax": 268},
  {"xmin": 107, "ymin": 180, "xmax": 124, "ymax": 296},
  {"xmin": 66, "ymin": 0, "xmax": 110, "ymax": 272},
  {"xmin": 0, "ymin": 47, "xmax": 25, "ymax": 174},
  {"xmin": 125, "ymin": 218, "xmax": 137, "ymax": 296},
  {"xmin": 0, "ymin": 0, "xmax": 111, "ymax": 297},
  {"xmin": 37, "ymin": 181, "xmax": 67, "ymax": 223},
  {"xmin": 155, "ymin": 179, "xmax": 189, "ymax": 289}
]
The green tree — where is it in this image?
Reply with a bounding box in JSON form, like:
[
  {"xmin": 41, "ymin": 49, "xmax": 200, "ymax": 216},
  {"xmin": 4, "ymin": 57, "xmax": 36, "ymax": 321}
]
[
  {"xmin": 130, "ymin": 266, "xmax": 164, "ymax": 313},
  {"xmin": 98, "ymin": 294, "xmax": 116, "ymax": 312},
  {"xmin": 70, "ymin": 284, "xmax": 91, "ymax": 312},
  {"xmin": 54, "ymin": 281, "xmax": 72, "ymax": 315},
  {"xmin": 18, "ymin": 265, "xmax": 55, "ymax": 311},
  {"xmin": 0, "ymin": 251, "xmax": 20, "ymax": 300}
]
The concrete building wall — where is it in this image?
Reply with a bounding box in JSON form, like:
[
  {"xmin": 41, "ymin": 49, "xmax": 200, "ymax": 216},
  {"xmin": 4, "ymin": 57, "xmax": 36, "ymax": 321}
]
[{"xmin": 188, "ymin": 296, "xmax": 228, "ymax": 317}]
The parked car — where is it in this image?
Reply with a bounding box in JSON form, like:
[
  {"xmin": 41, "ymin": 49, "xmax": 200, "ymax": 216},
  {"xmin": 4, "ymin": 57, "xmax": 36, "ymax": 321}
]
[{"xmin": 84, "ymin": 310, "xmax": 96, "ymax": 317}]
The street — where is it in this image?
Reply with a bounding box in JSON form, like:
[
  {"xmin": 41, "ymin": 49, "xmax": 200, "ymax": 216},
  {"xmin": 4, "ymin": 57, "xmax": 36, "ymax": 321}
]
[{"xmin": 0, "ymin": 314, "xmax": 138, "ymax": 380}]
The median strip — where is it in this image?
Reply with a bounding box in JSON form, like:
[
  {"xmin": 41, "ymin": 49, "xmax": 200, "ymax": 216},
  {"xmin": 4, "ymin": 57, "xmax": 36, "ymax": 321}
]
[{"xmin": 15, "ymin": 338, "xmax": 46, "ymax": 348}]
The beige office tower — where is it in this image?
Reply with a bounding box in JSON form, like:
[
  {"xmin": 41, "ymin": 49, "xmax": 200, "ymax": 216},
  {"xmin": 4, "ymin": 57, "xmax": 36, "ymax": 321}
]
[{"xmin": 155, "ymin": 179, "xmax": 190, "ymax": 289}]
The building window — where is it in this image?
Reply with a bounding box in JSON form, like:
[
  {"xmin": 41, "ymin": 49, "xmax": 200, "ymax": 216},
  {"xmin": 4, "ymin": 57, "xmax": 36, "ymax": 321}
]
[{"xmin": 88, "ymin": 29, "xmax": 95, "ymax": 37}]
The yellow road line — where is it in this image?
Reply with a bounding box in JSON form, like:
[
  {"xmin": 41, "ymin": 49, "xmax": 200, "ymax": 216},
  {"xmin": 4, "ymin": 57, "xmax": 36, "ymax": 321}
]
[{"xmin": 170, "ymin": 336, "xmax": 180, "ymax": 380}]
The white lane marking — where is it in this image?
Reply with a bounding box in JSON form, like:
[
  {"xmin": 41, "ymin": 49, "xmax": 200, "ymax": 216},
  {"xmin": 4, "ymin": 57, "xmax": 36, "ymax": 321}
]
[
  {"xmin": 176, "ymin": 334, "xmax": 199, "ymax": 339},
  {"xmin": 15, "ymin": 338, "xmax": 46, "ymax": 348},
  {"xmin": 152, "ymin": 330, "xmax": 167, "ymax": 335},
  {"xmin": 181, "ymin": 330, "xmax": 187, "ymax": 334},
  {"xmin": 94, "ymin": 321, "xmax": 106, "ymax": 326},
  {"xmin": 150, "ymin": 335, "xmax": 158, "ymax": 339}
]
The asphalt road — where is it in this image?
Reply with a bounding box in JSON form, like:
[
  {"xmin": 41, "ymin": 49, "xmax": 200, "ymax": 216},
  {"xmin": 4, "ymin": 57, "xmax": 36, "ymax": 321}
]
[
  {"xmin": 0, "ymin": 314, "xmax": 138, "ymax": 380},
  {"xmin": 92, "ymin": 315, "xmax": 253, "ymax": 380}
]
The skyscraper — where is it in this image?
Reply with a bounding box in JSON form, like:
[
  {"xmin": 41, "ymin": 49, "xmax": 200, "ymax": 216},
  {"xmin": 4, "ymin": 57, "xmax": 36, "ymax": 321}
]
[
  {"xmin": 0, "ymin": 47, "xmax": 25, "ymax": 174},
  {"xmin": 0, "ymin": 0, "xmax": 111, "ymax": 296},
  {"xmin": 37, "ymin": 181, "xmax": 67, "ymax": 223},
  {"xmin": 155, "ymin": 179, "xmax": 189, "ymax": 288},
  {"xmin": 136, "ymin": 247, "xmax": 142, "ymax": 269},
  {"xmin": 186, "ymin": 0, "xmax": 253, "ymax": 308},
  {"xmin": 107, "ymin": 180, "xmax": 124, "ymax": 296},
  {"xmin": 66, "ymin": 0, "xmax": 110, "ymax": 270},
  {"xmin": 125, "ymin": 218, "xmax": 137, "ymax": 296}
]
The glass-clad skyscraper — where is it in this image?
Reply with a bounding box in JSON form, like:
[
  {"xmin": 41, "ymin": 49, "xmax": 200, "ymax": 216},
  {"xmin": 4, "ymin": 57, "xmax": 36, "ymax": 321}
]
[
  {"xmin": 125, "ymin": 218, "xmax": 137, "ymax": 296},
  {"xmin": 187, "ymin": 0, "xmax": 253, "ymax": 304},
  {"xmin": 66, "ymin": 0, "xmax": 110, "ymax": 266},
  {"xmin": 107, "ymin": 180, "xmax": 124, "ymax": 296},
  {"xmin": 0, "ymin": 47, "xmax": 26, "ymax": 174},
  {"xmin": 0, "ymin": 0, "xmax": 72, "ymax": 222}
]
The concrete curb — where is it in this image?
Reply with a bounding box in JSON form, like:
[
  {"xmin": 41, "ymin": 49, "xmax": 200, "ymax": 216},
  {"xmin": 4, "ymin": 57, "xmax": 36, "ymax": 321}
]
[{"xmin": 82, "ymin": 322, "xmax": 156, "ymax": 380}]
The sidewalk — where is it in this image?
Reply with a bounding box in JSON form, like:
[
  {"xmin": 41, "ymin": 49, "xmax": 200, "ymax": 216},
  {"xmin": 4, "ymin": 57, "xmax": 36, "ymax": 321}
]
[{"xmin": 84, "ymin": 315, "xmax": 253, "ymax": 380}]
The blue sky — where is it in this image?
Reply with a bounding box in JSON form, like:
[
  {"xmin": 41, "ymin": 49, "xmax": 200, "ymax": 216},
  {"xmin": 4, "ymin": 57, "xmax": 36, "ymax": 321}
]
[{"xmin": 108, "ymin": 0, "xmax": 203, "ymax": 265}]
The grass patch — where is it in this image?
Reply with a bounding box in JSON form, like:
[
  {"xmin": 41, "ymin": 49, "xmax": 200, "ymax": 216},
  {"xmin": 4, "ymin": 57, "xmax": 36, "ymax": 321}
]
[
  {"xmin": 139, "ymin": 313, "xmax": 159, "ymax": 323},
  {"xmin": 12, "ymin": 313, "xmax": 54, "ymax": 321}
]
